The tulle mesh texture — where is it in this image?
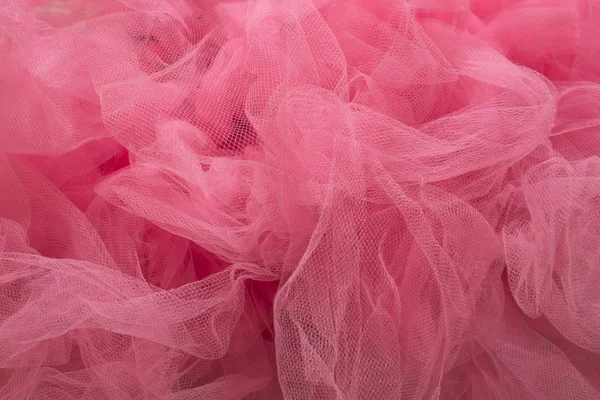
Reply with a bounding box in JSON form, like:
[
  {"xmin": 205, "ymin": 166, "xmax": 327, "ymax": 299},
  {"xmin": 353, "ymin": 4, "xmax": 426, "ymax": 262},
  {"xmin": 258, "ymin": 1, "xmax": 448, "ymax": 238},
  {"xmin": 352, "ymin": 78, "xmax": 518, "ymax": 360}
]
[{"xmin": 1, "ymin": 0, "xmax": 600, "ymax": 399}]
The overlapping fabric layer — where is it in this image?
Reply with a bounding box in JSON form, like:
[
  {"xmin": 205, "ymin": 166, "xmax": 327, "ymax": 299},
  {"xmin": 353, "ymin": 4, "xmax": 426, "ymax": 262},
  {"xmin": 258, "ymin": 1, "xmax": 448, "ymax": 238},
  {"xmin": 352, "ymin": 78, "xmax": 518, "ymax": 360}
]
[{"xmin": 1, "ymin": 0, "xmax": 600, "ymax": 398}]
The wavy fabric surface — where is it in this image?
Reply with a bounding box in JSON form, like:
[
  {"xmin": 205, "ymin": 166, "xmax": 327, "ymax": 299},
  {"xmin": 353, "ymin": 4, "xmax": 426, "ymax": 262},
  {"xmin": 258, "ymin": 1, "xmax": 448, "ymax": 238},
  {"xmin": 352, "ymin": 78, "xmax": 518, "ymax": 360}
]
[{"xmin": 1, "ymin": 0, "xmax": 600, "ymax": 399}]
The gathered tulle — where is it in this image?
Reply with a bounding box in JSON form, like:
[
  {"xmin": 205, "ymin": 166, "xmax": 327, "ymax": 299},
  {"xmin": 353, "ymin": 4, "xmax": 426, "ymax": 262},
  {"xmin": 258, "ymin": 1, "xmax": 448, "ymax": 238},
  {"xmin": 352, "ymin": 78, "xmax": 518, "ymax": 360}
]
[{"xmin": 1, "ymin": 0, "xmax": 600, "ymax": 398}]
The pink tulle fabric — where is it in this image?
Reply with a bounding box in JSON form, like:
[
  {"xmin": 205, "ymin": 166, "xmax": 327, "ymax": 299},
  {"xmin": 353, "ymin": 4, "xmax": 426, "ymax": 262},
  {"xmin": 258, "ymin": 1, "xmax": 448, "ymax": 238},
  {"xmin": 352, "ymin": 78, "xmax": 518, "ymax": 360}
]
[{"xmin": 2, "ymin": 0, "xmax": 600, "ymax": 398}]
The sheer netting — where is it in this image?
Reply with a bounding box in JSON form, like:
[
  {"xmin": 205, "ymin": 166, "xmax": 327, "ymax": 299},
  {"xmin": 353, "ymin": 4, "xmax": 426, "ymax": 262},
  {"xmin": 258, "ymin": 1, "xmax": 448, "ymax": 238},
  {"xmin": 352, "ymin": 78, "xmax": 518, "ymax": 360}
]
[{"xmin": 1, "ymin": 0, "xmax": 600, "ymax": 399}]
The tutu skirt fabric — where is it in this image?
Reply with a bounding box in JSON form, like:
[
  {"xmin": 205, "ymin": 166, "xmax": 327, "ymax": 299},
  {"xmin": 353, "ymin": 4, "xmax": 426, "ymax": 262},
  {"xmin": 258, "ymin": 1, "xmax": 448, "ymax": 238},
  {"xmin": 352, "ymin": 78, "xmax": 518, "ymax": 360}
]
[{"xmin": 1, "ymin": 0, "xmax": 600, "ymax": 398}]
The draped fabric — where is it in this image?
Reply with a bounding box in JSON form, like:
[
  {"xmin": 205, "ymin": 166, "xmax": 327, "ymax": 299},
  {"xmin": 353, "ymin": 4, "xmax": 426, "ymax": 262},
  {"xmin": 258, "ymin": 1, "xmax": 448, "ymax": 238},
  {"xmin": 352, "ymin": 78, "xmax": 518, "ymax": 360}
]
[{"xmin": 1, "ymin": 0, "xmax": 600, "ymax": 398}]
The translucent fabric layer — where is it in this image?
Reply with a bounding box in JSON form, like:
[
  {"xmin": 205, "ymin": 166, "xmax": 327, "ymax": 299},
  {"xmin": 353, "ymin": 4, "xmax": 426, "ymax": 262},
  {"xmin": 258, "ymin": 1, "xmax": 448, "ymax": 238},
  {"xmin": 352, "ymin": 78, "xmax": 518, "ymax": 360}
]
[{"xmin": 1, "ymin": 0, "xmax": 600, "ymax": 399}]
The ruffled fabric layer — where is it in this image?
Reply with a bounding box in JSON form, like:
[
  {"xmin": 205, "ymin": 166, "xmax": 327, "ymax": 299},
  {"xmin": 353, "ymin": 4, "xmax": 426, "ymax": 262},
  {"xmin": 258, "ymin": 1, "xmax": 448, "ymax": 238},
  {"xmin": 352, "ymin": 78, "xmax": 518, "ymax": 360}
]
[{"xmin": 1, "ymin": 0, "xmax": 600, "ymax": 398}]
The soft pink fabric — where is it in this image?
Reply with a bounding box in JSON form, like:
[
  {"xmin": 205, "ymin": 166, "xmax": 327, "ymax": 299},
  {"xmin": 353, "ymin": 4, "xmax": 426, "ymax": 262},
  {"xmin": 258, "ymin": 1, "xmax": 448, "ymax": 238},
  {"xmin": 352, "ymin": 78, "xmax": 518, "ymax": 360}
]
[{"xmin": 1, "ymin": 0, "xmax": 600, "ymax": 399}]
